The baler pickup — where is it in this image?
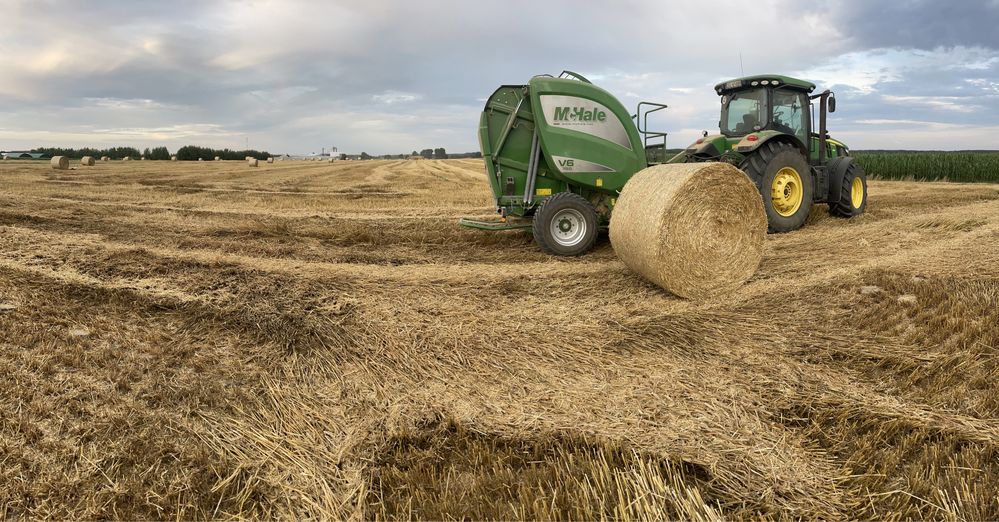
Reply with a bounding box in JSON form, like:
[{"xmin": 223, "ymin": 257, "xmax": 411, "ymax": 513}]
[{"xmin": 457, "ymin": 218, "xmax": 532, "ymax": 231}]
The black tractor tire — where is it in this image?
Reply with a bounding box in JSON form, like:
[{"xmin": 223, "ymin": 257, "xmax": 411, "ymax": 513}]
[
  {"xmin": 740, "ymin": 141, "xmax": 814, "ymax": 233},
  {"xmin": 830, "ymin": 161, "xmax": 868, "ymax": 217},
  {"xmin": 532, "ymin": 192, "xmax": 599, "ymax": 256}
]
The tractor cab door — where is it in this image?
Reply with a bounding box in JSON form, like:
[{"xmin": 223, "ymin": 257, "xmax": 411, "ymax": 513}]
[{"xmin": 771, "ymin": 89, "xmax": 809, "ymax": 148}]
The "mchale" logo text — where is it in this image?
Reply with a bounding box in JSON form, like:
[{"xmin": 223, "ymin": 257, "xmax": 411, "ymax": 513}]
[{"xmin": 553, "ymin": 106, "xmax": 607, "ymax": 122}]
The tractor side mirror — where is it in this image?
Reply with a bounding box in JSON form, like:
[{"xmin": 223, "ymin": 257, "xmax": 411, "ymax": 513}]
[{"xmin": 828, "ymin": 96, "xmax": 837, "ymax": 113}]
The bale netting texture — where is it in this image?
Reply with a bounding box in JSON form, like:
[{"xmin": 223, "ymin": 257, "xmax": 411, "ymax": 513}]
[
  {"xmin": 609, "ymin": 162, "xmax": 766, "ymax": 299},
  {"xmin": 50, "ymin": 156, "xmax": 69, "ymax": 170},
  {"xmin": 80, "ymin": 156, "xmax": 95, "ymax": 166}
]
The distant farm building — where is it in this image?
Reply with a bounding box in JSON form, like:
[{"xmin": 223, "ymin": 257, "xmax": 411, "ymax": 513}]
[{"xmin": 1, "ymin": 151, "xmax": 49, "ymax": 159}]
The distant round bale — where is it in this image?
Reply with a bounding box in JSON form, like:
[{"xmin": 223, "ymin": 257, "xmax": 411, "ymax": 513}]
[
  {"xmin": 50, "ymin": 156, "xmax": 69, "ymax": 170},
  {"xmin": 171, "ymin": 156, "xmax": 177, "ymax": 161},
  {"xmin": 141, "ymin": 157, "xmax": 147, "ymax": 161},
  {"xmin": 123, "ymin": 156, "xmax": 131, "ymax": 161},
  {"xmin": 609, "ymin": 162, "xmax": 766, "ymax": 299},
  {"xmin": 80, "ymin": 156, "xmax": 96, "ymax": 166},
  {"xmin": 101, "ymin": 156, "xmax": 109, "ymax": 161},
  {"xmin": 198, "ymin": 158, "xmax": 203, "ymax": 161},
  {"xmin": 215, "ymin": 156, "xmax": 221, "ymax": 161},
  {"xmin": 267, "ymin": 157, "xmax": 274, "ymax": 164},
  {"xmin": 248, "ymin": 158, "xmax": 259, "ymax": 167}
]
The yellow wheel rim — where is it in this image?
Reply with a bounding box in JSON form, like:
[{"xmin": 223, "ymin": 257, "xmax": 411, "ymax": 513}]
[
  {"xmin": 771, "ymin": 167, "xmax": 803, "ymax": 217},
  {"xmin": 851, "ymin": 177, "xmax": 864, "ymax": 208}
]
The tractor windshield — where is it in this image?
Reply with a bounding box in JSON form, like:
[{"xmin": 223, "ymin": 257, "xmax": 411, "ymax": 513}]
[{"xmin": 721, "ymin": 88, "xmax": 768, "ymax": 137}]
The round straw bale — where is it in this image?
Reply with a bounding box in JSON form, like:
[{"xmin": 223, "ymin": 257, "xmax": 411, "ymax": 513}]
[
  {"xmin": 267, "ymin": 157, "xmax": 274, "ymax": 164},
  {"xmin": 247, "ymin": 158, "xmax": 259, "ymax": 167},
  {"xmin": 215, "ymin": 156, "xmax": 221, "ymax": 161},
  {"xmin": 80, "ymin": 156, "xmax": 95, "ymax": 166},
  {"xmin": 50, "ymin": 156, "xmax": 69, "ymax": 170},
  {"xmin": 101, "ymin": 156, "xmax": 109, "ymax": 161},
  {"xmin": 123, "ymin": 156, "xmax": 131, "ymax": 161},
  {"xmin": 609, "ymin": 162, "xmax": 766, "ymax": 299},
  {"xmin": 171, "ymin": 156, "xmax": 177, "ymax": 161},
  {"xmin": 141, "ymin": 157, "xmax": 147, "ymax": 161}
]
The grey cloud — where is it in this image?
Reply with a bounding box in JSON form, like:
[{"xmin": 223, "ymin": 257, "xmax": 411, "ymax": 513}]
[
  {"xmin": 819, "ymin": 1, "xmax": 999, "ymax": 50},
  {"xmin": 0, "ymin": 0, "xmax": 997, "ymax": 153}
]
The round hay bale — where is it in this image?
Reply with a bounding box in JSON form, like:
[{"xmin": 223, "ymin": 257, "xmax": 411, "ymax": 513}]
[
  {"xmin": 198, "ymin": 158, "xmax": 203, "ymax": 161},
  {"xmin": 50, "ymin": 156, "xmax": 69, "ymax": 170},
  {"xmin": 267, "ymin": 157, "xmax": 274, "ymax": 164},
  {"xmin": 215, "ymin": 156, "xmax": 221, "ymax": 161},
  {"xmin": 80, "ymin": 156, "xmax": 95, "ymax": 166},
  {"xmin": 609, "ymin": 162, "xmax": 766, "ymax": 299},
  {"xmin": 171, "ymin": 156, "xmax": 177, "ymax": 161},
  {"xmin": 141, "ymin": 157, "xmax": 147, "ymax": 161},
  {"xmin": 247, "ymin": 158, "xmax": 259, "ymax": 167},
  {"xmin": 101, "ymin": 156, "xmax": 109, "ymax": 162},
  {"xmin": 123, "ymin": 156, "xmax": 131, "ymax": 161}
]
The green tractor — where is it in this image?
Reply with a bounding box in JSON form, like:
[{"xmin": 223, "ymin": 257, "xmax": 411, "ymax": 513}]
[
  {"xmin": 462, "ymin": 71, "xmax": 867, "ymax": 255},
  {"xmin": 671, "ymin": 74, "xmax": 867, "ymax": 232}
]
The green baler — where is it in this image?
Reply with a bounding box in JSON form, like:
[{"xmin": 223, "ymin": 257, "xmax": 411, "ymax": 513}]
[{"xmin": 461, "ymin": 71, "xmax": 867, "ymax": 256}]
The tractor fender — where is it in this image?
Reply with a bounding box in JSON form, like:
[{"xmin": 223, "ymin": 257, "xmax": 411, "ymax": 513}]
[
  {"xmin": 826, "ymin": 156, "xmax": 857, "ymax": 204},
  {"xmin": 682, "ymin": 134, "xmax": 727, "ymax": 159},
  {"xmin": 734, "ymin": 131, "xmax": 808, "ymax": 157}
]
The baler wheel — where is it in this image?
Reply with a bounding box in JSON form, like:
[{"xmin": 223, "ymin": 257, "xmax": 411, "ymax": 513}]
[{"xmin": 532, "ymin": 192, "xmax": 598, "ymax": 256}]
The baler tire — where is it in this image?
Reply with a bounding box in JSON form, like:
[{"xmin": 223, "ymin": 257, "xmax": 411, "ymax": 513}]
[
  {"xmin": 532, "ymin": 192, "xmax": 598, "ymax": 256},
  {"xmin": 830, "ymin": 161, "xmax": 868, "ymax": 217},
  {"xmin": 740, "ymin": 141, "xmax": 813, "ymax": 233}
]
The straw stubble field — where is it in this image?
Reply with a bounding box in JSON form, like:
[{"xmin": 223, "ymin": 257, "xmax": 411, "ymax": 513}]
[{"xmin": 0, "ymin": 159, "xmax": 997, "ymax": 520}]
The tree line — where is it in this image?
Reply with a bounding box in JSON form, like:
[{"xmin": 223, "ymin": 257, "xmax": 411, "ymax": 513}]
[
  {"xmin": 29, "ymin": 146, "xmax": 271, "ymax": 160},
  {"xmin": 31, "ymin": 146, "xmax": 143, "ymax": 160},
  {"xmin": 27, "ymin": 145, "xmax": 481, "ymax": 161},
  {"xmin": 173, "ymin": 146, "xmax": 271, "ymax": 161}
]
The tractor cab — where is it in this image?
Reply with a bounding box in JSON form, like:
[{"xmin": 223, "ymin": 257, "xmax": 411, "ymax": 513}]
[{"xmin": 719, "ymin": 76, "xmax": 814, "ymax": 150}]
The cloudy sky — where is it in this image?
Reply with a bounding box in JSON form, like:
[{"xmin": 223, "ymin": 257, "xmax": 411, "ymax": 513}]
[{"xmin": 1, "ymin": 0, "xmax": 997, "ymax": 154}]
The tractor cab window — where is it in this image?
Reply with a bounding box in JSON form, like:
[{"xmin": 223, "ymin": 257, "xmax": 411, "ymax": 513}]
[
  {"xmin": 772, "ymin": 89, "xmax": 808, "ymax": 145},
  {"xmin": 721, "ymin": 89, "xmax": 768, "ymax": 136}
]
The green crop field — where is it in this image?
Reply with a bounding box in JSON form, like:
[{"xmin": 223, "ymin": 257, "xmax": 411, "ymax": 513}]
[{"xmin": 853, "ymin": 151, "xmax": 999, "ymax": 183}]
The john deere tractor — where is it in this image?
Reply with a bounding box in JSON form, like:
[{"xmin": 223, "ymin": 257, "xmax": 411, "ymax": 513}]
[
  {"xmin": 461, "ymin": 71, "xmax": 867, "ymax": 255},
  {"xmin": 672, "ymin": 74, "xmax": 867, "ymax": 232}
]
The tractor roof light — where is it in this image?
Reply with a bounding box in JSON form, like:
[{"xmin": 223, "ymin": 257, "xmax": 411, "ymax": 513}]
[
  {"xmin": 746, "ymin": 135, "xmax": 759, "ymax": 142},
  {"xmin": 771, "ymin": 79, "xmax": 780, "ymax": 85},
  {"xmin": 761, "ymin": 80, "xmax": 770, "ymax": 85},
  {"xmin": 751, "ymin": 81, "xmax": 759, "ymax": 86}
]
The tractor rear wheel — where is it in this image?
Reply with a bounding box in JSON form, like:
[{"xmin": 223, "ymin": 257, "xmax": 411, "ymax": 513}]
[
  {"xmin": 532, "ymin": 192, "xmax": 598, "ymax": 256},
  {"xmin": 830, "ymin": 161, "xmax": 868, "ymax": 217},
  {"xmin": 740, "ymin": 141, "xmax": 813, "ymax": 233}
]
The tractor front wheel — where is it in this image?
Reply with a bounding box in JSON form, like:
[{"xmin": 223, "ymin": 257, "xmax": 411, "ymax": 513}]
[
  {"xmin": 532, "ymin": 192, "xmax": 599, "ymax": 256},
  {"xmin": 741, "ymin": 142, "xmax": 813, "ymax": 233},
  {"xmin": 830, "ymin": 161, "xmax": 868, "ymax": 217}
]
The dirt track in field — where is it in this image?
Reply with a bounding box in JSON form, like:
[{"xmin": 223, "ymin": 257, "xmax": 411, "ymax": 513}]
[{"xmin": 1, "ymin": 159, "xmax": 997, "ymax": 520}]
